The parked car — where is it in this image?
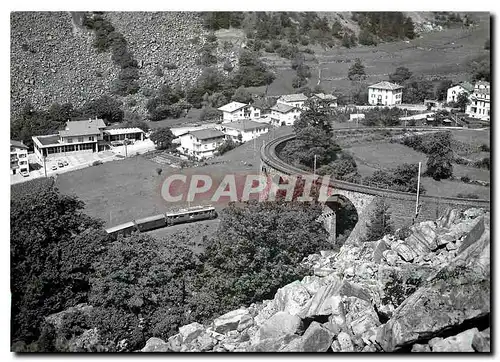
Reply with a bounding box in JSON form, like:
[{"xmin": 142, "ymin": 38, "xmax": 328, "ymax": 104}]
[
  {"xmin": 51, "ymin": 165, "xmax": 58, "ymax": 171},
  {"xmin": 58, "ymin": 160, "xmax": 64, "ymax": 167},
  {"xmin": 63, "ymin": 160, "xmax": 69, "ymax": 166},
  {"xmin": 20, "ymin": 170, "xmax": 29, "ymax": 177}
]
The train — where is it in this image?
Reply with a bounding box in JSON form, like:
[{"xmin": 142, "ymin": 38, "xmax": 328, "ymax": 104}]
[{"xmin": 105, "ymin": 205, "xmax": 217, "ymax": 237}]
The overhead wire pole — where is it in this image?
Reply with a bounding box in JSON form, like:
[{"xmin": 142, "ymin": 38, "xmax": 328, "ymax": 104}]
[
  {"xmin": 415, "ymin": 161, "xmax": 422, "ymax": 218},
  {"xmin": 313, "ymin": 154, "xmax": 317, "ymax": 177}
]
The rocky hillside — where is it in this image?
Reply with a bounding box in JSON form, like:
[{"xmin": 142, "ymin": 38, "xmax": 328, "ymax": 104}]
[
  {"xmin": 137, "ymin": 207, "xmax": 490, "ymax": 352},
  {"xmin": 10, "ymin": 12, "xmax": 210, "ymax": 117}
]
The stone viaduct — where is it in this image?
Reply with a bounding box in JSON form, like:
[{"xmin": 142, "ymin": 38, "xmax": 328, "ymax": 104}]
[{"xmin": 260, "ymin": 129, "xmax": 490, "ymax": 244}]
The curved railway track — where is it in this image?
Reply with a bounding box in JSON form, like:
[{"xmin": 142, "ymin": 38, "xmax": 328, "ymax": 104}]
[{"xmin": 260, "ymin": 126, "xmax": 490, "ymax": 208}]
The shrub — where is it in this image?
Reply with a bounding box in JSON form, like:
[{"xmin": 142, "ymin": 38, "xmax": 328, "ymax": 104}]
[
  {"xmin": 479, "ymin": 144, "xmax": 490, "ymax": 152},
  {"xmin": 460, "ymin": 175, "xmax": 470, "ymax": 183},
  {"xmin": 365, "ymin": 197, "xmax": 393, "ymax": 241},
  {"xmin": 92, "ymin": 160, "xmax": 103, "ymax": 166},
  {"xmin": 455, "ymin": 193, "xmax": 480, "ymax": 199},
  {"xmin": 216, "ymin": 139, "xmax": 237, "ymax": 155},
  {"xmin": 164, "ymin": 62, "xmax": 178, "ymax": 70},
  {"xmin": 156, "ymin": 168, "xmax": 163, "ymax": 176}
]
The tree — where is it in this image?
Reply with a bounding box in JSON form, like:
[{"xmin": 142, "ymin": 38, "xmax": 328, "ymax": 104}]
[
  {"xmin": 149, "ymin": 128, "xmax": 175, "ymax": 150},
  {"xmin": 188, "ymin": 200, "xmax": 330, "ymax": 322},
  {"xmin": 11, "ymin": 178, "xmax": 106, "ymax": 347},
  {"xmin": 365, "ymin": 197, "xmax": 393, "ymax": 241},
  {"xmin": 436, "ymin": 80, "xmax": 453, "ymax": 101},
  {"xmin": 348, "ymin": 58, "xmax": 366, "ymax": 81},
  {"xmin": 89, "ymin": 233, "xmax": 201, "ymax": 349},
  {"xmin": 423, "ymin": 132, "xmax": 454, "ymax": 181},
  {"xmin": 358, "ymin": 29, "xmax": 377, "ymax": 45},
  {"xmin": 456, "ymin": 91, "xmax": 470, "ymax": 112},
  {"xmin": 467, "ymin": 54, "xmax": 490, "ymax": 82},
  {"xmin": 231, "ymin": 86, "xmax": 253, "ymax": 104},
  {"xmin": 80, "ymin": 95, "xmax": 124, "ymax": 123},
  {"xmin": 403, "ymin": 80, "xmax": 434, "ymax": 104},
  {"xmin": 389, "ymin": 66, "xmax": 412, "ymax": 84}
]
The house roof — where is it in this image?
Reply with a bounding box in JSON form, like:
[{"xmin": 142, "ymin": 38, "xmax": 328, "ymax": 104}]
[
  {"xmin": 475, "ymin": 80, "xmax": 490, "ymax": 88},
  {"xmin": 59, "ymin": 119, "xmax": 107, "ymax": 137},
  {"xmin": 187, "ymin": 129, "xmax": 225, "ymax": 141},
  {"xmin": 103, "ymin": 127, "xmax": 145, "ymax": 136},
  {"xmin": 460, "ymin": 81, "xmax": 474, "ymax": 92},
  {"xmin": 34, "ymin": 134, "xmax": 61, "ymax": 146},
  {"xmin": 279, "ymin": 93, "xmax": 308, "ymax": 103},
  {"xmin": 10, "ymin": 140, "xmax": 28, "ymax": 149},
  {"xmin": 271, "ymin": 103, "xmax": 298, "ymax": 113},
  {"xmin": 217, "ymin": 101, "xmax": 248, "ymax": 113},
  {"xmin": 368, "ymin": 81, "xmax": 404, "ymax": 90},
  {"xmin": 313, "ymin": 93, "xmax": 337, "ymax": 101},
  {"xmin": 222, "ymin": 120, "xmax": 269, "ymax": 132}
]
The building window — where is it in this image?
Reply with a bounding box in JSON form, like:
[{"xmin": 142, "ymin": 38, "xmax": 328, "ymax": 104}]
[
  {"xmin": 67, "ymin": 138, "xmax": 73, "ymax": 143},
  {"xmin": 78, "ymin": 137, "xmax": 84, "ymax": 143},
  {"xmin": 89, "ymin": 136, "xmax": 94, "ymax": 141},
  {"xmin": 18, "ymin": 154, "xmax": 26, "ymax": 158}
]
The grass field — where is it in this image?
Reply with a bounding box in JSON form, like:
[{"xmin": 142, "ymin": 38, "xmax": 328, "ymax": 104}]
[
  {"xmin": 345, "ymin": 140, "xmax": 490, "ymax": 199},
  {"xmin": 450, "ymin": 129, "xmax": 490, "ymax": 147},
  {"xmin": 56, "ymin": 126, "xmax": 294, "ymax": 227}
]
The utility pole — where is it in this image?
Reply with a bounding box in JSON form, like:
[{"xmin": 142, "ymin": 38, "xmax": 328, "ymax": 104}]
[
  {"xmin": 124, "ymin": 138, "xmax": 128, "ymax": 158},
  {"xmin": 43, "ymin": 154, "xmax": 47, "ymax": 178},
  {"xmin": 313, "ymin": 154, "xmax": 317, "ymax": 177},
  {"xmin": 415, "ymin": 161, "xmax": 422, "ymax": 218}
]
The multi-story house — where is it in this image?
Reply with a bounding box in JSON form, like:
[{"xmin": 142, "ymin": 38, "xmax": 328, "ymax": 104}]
[
  {"xmin": 466, "ymin": 81, "xmax": 490, "ymax": 121},
  {"xmin": 368, "ymin": 81, "xmax": 403, "ymax": 106},
  {"xmin": 218, "ymin": 120, "xmax": 269, "ymax": 143},
  {"xmin": 270, "ymin": 103, "xmax": 302, "ymax": 126},
  {"xmin": 10, "ymin": 140, "xmax": 29, "ymax": 176},
  {"xmin": 446, "ymin": 81, "xmax": 474, "ymax": 103},
  {"xmin": 32, "ymin": 119, "xmax": 145, "ymax": 162},
  {"xmin": 178, "ymin": 129, "xmax": 226, "ymax": 160},
  {"xmin": 218, "ymin": 101, "xmax": 261, "ymax": 123},
  {"xmin": 310, "ymin": 93, "xmax": 338, "ymax": 108},
  {"xmin": 276, "ymin": 93, "xmax": 309, "ymax": 110}
]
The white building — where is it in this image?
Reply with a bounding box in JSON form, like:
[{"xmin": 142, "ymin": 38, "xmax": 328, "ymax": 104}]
[
  {"xmin": 178, "ymin": 129, "xmax": 226, "ymax": 160},
  {"xmin": 217, "ymin": 101, "xmax": 261, "ymax": 123},
  {"xmin": 446, "ymin": 82, "xmax": 474, "ymax": 103},
  {"xmin": 368, "ymin": 81, "xmax": 403, "ymax": 106},
  {"xmin": 10, "ymin": 140, "xmax": 29, "ymax": 176},
  {"xmin": 218, "ymin": 120, "xmax": 269, "ymax": 143},
  {"xmin": 277, "ymin": 93, "xmax": 309, "ymax": 110},
  {"xmin": 311, "ymin": 93, "xmax": 338, "ymax": 108},
  {"xmin": 270, "ymin": 103, "xmax": 302, "ymax": 126},
  {"xmin": 466, "ymin": 81, "xmax": 490, "ymax": 121},
  {"xmin": 32, "ymin": 119, "xmax": 145, "ymax": 163}
]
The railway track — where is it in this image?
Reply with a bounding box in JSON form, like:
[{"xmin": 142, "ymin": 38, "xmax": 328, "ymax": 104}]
[{"xmin": 260, "ymin": 126, "xmax": 490, "ymax": 208}]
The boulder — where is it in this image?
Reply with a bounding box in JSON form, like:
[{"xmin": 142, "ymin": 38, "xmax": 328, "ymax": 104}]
[
  {"xmin": 411, "ymin": 343, "xmax": 431, "ymax": 352},
  {"xmin": 213, "ymin": 308, "xmax": 251, "ymax": 334},
  {"xmin": 69, "ymin": 328, "xmax": 101, "ymax": 352},
  {"xmin": 253, "ymin": 311, "xmax": 303, "ymax": 343},
  {"xmin": 283, "ymin": 321, "xmax": 335, "ymax": 352},
  {"xmin": 457, "ymin": 216, "xmax": 485, "ymax": 254},
  {"xmin": 298, "ymin": 276, "xmax": 343, "ymax": 319},
  {"xmin": 383, "ymin": 250, "xmax": 399, "ymax": 266},
  {"xmin": 339, "ymin": 280, "xmax": 373, "ymax": 302},
  {"xmin": 330, "ymin": 339, "xmax": 341, "ymax": 352},
  {"xmin": 141, "ymin": 337, "xmax": 171, "ymax": 352},
  {"xmin": 377, "ymin": 273, "xmax": 490, "ymax": 352},
  {"xmin": 179, "ymin": 322, "xmax": 205, "ymax": 344},
  {"xmin": 429, "ymin": 328, "xmax": 478, "ymax": 352},
  {"xmin": 472, "ymin": 328, "xmax": 490, "ymax": 352},
  {"xmin": 167, "ymin": 333, "xmax": 182, "ymax": 352},
  {"xmin": 344, "ymin": 297, "xmax": 380, "ymax": 338},
  {"xmin": 392, "ymin": 242, "xmax": 418, "ymax": 262},
  {"xmin": 404, "ymin": 222, "xmax": 438, "ymax": 254},
  {"xmin": 372, "ymin": 239, "xmax": 389, "ymax": 263},
  {"xmin": 196, "ymin": 333, "xmax": 216, "ymax": 352},
  {"xmin": 273, "ymin": 280, "xmax": 312, "ymax": 316},
  {"xmin": 249, "ymin": 334, "xmax": 300, "ymax": 352},
  {"xmin": 300, "ymin": 275, "xmax": 327, "ymax": 295},
  {"xmin": 337, "ymin": 331, "xmax": 355, "ymax": 352},
  {"xmin": 237, "ymin": 314, "xmax": 254, "ymax": 332}
]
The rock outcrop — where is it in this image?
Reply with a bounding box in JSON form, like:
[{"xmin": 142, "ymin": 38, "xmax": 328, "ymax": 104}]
[{"xmin": 139, "ymin": 207, "xmax": 490, "ymax": 352}]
